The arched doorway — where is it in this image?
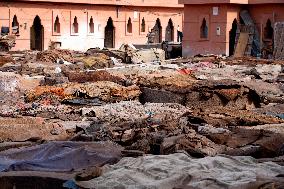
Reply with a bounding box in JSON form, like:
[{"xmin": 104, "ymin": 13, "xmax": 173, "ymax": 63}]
[
  {"xmin": 30, "ymin": 15, "xmax": 44, "ymax": 51},
  {"xmin": 229, "ymin": 19, "xmax": 238, "ymax": 56},
  {"xmin": 263, "ymin": 19, "xmax": 273, "ymax": 40},
  {"xmin": 262, "ymin": 19, "xmax": 274, "ymax": 58},
  {"xmin": 153, "ymin": 18, "xmax": 162, "ymax": 43},
  {"xmin": 104, "ymin": 17, "xmax": 115, "ymax": 48},
  {"xmin": 165, "ymin": 19, "xmax": 174, "ymax": 42}
]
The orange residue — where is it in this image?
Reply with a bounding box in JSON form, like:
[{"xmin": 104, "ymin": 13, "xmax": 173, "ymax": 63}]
[{"xmin": 26, "ymin": 86, "xmax": 65, "ymax": 102}]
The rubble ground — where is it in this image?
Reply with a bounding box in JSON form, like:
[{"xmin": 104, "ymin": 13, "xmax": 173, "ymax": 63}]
[{"xmin": 0, "ymin": 49, "xmax": 284, "ymax": 189}]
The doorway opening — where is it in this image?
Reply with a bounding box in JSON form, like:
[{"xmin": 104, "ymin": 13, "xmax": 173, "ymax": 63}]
[
  {"xmin": 229, "ymin": 19, "xmax": 238, "ymax": 56},
  {"xmin": 165, "ymin": 19, "xmax": 174, "ymax": 42},
  {"xmin": 104, "ymin": 17, "xmax": 115, "ymax": 48},
  {"xmin": 263, "ymin": 19, "xmax": 273, "ymax": 40},
  {"xmin": 153, "ymin": 18, "xmax": 162, "ymax": 43},
  {"xmin": 262, "ymin": 19, "xmax": 274, "ymax": 58},
  {"xmin": 30, "ymin": 15, "xmax": 44, "ymax": 51}
]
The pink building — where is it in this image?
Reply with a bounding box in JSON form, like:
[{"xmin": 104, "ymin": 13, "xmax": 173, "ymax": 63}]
[
  {"xmin": 0, "ymin": 0, "xmax": 183, "ymax": 51},
  {"xmin": 179, "ymin": 0, "xmax": 284, "ymax": 57}
]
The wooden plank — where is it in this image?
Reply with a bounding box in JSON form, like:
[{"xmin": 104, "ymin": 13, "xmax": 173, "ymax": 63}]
[
  {"xmin": 240, "ymin": 10, "xmax": 261, "ymax": 56},
  {"xmin": 234, "ymin": 32, "xmax": 249, "ymax": 57}
]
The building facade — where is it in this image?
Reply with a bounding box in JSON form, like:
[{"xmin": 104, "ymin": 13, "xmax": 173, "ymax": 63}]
[
  {"xmin": 179, "ymin": 0, "xmax": 284, "ymax": 57},
  {"xmin": 0, "ymin": 0, "xmax": 183, "ymax": 51}
]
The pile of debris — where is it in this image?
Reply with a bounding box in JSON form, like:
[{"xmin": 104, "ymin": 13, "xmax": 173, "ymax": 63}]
[
  {"xmin": 80, "ymin": 53, "xmax": 114, "ymax": 69},
  {"xmin": 25, "ymin": 81, "xmax": 141, "ymax": 104},
  {"xmin": 0, "ymin": 53, "xmax": 14, "ymax": 67},
  {"xmin": 0, "ymin": 47, "xmax": 283, "ymax": 189},
  {"xmin": 36, "ymin": 49, "xmax": 75, "ymax": 63},
  {"xmin": 120, "ymin": 44, "xmax": 166, "ymax": 64},
  {"xmin": 0, "ymin": 35, "xmax": 16, "ymax": 52}
]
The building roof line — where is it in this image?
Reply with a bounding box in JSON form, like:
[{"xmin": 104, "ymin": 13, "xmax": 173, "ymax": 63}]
[
  {"xmin": 178, "ymin": 0, "xmax": 284, "ymax": 4},
  {"xmin": 8, "ymin": 0, "xmax": 184, "ymax": 8}
]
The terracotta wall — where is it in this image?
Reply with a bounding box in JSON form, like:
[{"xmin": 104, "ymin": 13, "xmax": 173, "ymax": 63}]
[
  {"xmin": 0, "ymin": 2, "xmax": 183, "ymax": 51},
  {"xmin": 182, "ymin": 3, "xmax": 284, "ymax": 57},
  {"xmin": 18, "ymin": 0, "xmax": 183, "ymax": 8},
  {"xmin": 179, "ymin": 0, "xmax": 248, "ymax": 4},
  {"xmin": 247, "ymin": 4, "xmax": 284, "ymax": 48},
  {"xmin": 183, "ymin": 4, "xmax": 229, "ymax": 56}
]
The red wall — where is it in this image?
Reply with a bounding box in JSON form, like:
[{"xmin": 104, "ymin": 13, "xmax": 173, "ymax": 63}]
[
  {"xmin": 0, "ymin": 2, "xmax": 183, "ymax": 51},
  {"xmin": 183, "ymin": 4, "xmax": 229, "ymax": 56},
  {"xmin": 248, "ymin": 4, "xmax": 284, "ymax": 46},
  {"xmin": 182, "ymin": 3, "xmax": 284, "ymax": 57}
]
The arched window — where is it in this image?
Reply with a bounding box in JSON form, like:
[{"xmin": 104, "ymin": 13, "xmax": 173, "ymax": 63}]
[
  {"xmin": 127, "ymin": 17, "xmax": 132, "ymax": 33},
  {"xmin": 264, "ymin": 19, "xmax": 273, "ymax": 40},
  {"xmin": 72, "ymin": 16, "xmax": 79, "ymax": 33},
  {"xmin": 200, "ymin": 18, "xmax": 208, "ymax": 39},
  {"xmin": 89, "ymin": 16, "xmax": 94, "ymax": 33},
  {"xmin": 141, "ymin": 17, "xmax": 146, "ymax": 33},
  {"xmin": 12, "ymin": 15, "xmax": 19, "ymax": 34},
  {"xmin": 54, "ymin": 16, "xmax": 60, "ymax": 33}
]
